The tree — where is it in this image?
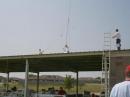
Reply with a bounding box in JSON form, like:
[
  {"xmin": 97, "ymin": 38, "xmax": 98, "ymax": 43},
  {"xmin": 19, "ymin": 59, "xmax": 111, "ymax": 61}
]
[{"xmin": 64, "ymin": 75, "xmax": 74, "ymax": 91}]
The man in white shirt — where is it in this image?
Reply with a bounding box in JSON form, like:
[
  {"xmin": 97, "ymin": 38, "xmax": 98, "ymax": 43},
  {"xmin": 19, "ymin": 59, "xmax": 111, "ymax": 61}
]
[
  {"xmin": 110, "ymin": 65, "xmax": 130, "ymax": 97},
  {"xmin": 112, "ymin": 29, "xmax": 121, "ymax": 50}
]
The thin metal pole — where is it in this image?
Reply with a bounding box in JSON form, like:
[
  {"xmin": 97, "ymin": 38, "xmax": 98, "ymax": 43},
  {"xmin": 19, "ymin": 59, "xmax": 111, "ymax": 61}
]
[
  {"xmin": 24, "ymin": 59, "xmax": 29, "ymax": 97},
  {"xmin": 104, "ymin": 57, "xmax": 108, "ymax": 97},
  {"xmin": 37, "ymin": 72, "xmax": 39, "ymax": 97},
  {"xmin": 76, "ymin": 71, "xmax": 79, "ymax": 97},
  {"xmin": 6, "ymin": 72, "xmax": 9, "ymax": 91}
]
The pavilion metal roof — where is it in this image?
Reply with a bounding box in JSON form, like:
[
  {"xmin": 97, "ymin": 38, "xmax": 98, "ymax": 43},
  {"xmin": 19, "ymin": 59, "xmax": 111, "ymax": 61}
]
[{"xmin": 0, "ymin": 49, "xmax": 129, "ymax": 73}]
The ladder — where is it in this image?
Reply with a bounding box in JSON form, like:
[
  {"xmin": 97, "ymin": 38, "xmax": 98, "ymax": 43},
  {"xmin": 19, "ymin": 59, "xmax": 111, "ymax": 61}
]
[{"xmin": 102, "ymin": 32, "xmax": 111, "ymax": 97}]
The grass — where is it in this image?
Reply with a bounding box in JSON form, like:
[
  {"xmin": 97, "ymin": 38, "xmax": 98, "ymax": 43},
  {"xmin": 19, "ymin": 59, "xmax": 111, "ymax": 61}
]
[
  {"xmin": 28, "ymin": 83, "xmax": 103, "ymax": 93},
  {"xmin": 0, "ymin": 82, "xmax": 103, "ymax": 94}
]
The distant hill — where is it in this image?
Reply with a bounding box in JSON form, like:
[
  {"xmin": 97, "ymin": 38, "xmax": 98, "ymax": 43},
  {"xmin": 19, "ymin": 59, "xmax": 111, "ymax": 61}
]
[{"xmin": 0, "ymin": 75, "xmax": 101, "ymax": 84}]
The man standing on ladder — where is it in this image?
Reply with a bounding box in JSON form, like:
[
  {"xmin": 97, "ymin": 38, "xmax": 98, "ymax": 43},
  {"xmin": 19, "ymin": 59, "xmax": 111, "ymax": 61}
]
[{"xmin": 112, "ymin": 28, "xmax": 121, "ymax": 50}]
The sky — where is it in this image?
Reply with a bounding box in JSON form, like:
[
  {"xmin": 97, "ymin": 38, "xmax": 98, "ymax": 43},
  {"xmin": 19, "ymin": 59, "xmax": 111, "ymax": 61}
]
[{"xmin": 0, "ymin": 0, "xmax": 130, "ymax": 78}]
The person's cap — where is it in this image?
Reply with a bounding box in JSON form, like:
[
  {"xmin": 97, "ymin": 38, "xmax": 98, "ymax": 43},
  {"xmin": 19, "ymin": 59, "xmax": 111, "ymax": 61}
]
[{"xmin": 125, "ymin": 65, "xmax": 130, "ymax": 76}]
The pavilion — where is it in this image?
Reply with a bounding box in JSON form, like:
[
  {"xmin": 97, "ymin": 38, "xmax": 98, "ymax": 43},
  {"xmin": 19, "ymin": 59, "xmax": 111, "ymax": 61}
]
[{"xmin": 0, "ymin": 49, "xmax": 130, "ymax": 97}]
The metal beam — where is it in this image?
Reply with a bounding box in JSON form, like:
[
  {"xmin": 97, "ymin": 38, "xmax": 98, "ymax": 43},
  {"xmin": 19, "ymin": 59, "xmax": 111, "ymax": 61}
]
[
  {"xmin": 76, "ymin": 71, "xmax": 79, "ymax": 97},
  {"xmin": 24, "ymin": 59, "xmax": 29, "ymax": 97},
  {"xmin": 37, "ymin": 72, "xmax": 39, "ymax": 97},
  {"xmin": 6, "ymin": 72, "xmax": 9, "ymax": 91}
]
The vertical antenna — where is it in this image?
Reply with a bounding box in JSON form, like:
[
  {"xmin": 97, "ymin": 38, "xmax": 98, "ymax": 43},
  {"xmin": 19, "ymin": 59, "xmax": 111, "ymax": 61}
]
[{"xmin": 64, "ymin": 0, "xmax": 71, "ymax": 53}]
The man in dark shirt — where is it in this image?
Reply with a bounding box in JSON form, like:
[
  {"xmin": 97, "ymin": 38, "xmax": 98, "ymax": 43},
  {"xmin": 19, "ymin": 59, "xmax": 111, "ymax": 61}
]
[{"xmin": 58, "ymin": 87, "xmax": 66, "ymax": 95}]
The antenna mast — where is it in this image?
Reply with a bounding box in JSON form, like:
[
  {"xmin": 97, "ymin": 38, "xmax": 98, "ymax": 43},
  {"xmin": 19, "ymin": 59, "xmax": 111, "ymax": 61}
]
[{"xmin": 64, "ymin": 0, "xmax": 71, "ymax": 53}]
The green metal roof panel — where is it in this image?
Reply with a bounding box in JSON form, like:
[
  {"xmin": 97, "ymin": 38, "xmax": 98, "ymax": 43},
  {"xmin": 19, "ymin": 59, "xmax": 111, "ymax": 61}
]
[{"xmin": 0, "ymin": 49, "xmax": 129, "ymax": 73}]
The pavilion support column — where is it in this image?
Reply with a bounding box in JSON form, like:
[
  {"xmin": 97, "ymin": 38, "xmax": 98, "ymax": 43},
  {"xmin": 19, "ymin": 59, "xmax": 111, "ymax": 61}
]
[
  {"xmin": 76, "ymin": 71, "xmax": 79, "ymax": 97},
  {"xmin": 6, "ymin": 72, "xmax": 9, "ymax": 91},
  {"xmin": 36, "ymin": 72, "xmax": 39, "ymax": 97},
  {"xmin": 24, "ymin": 59, "xmax": 29, "ymax": 97}
]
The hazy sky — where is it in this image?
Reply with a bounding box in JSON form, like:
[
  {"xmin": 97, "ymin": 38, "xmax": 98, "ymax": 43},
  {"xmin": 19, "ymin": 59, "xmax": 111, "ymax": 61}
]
[{"xmin": 0, "ymin": 0, "xmax": 130, "ymax": 78}]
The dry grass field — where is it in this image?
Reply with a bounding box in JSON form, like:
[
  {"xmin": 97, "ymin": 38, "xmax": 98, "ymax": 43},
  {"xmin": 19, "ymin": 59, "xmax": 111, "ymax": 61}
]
[{"xmin": 0, "ymin": 82, "xmax": 103, "ymax": 94}]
